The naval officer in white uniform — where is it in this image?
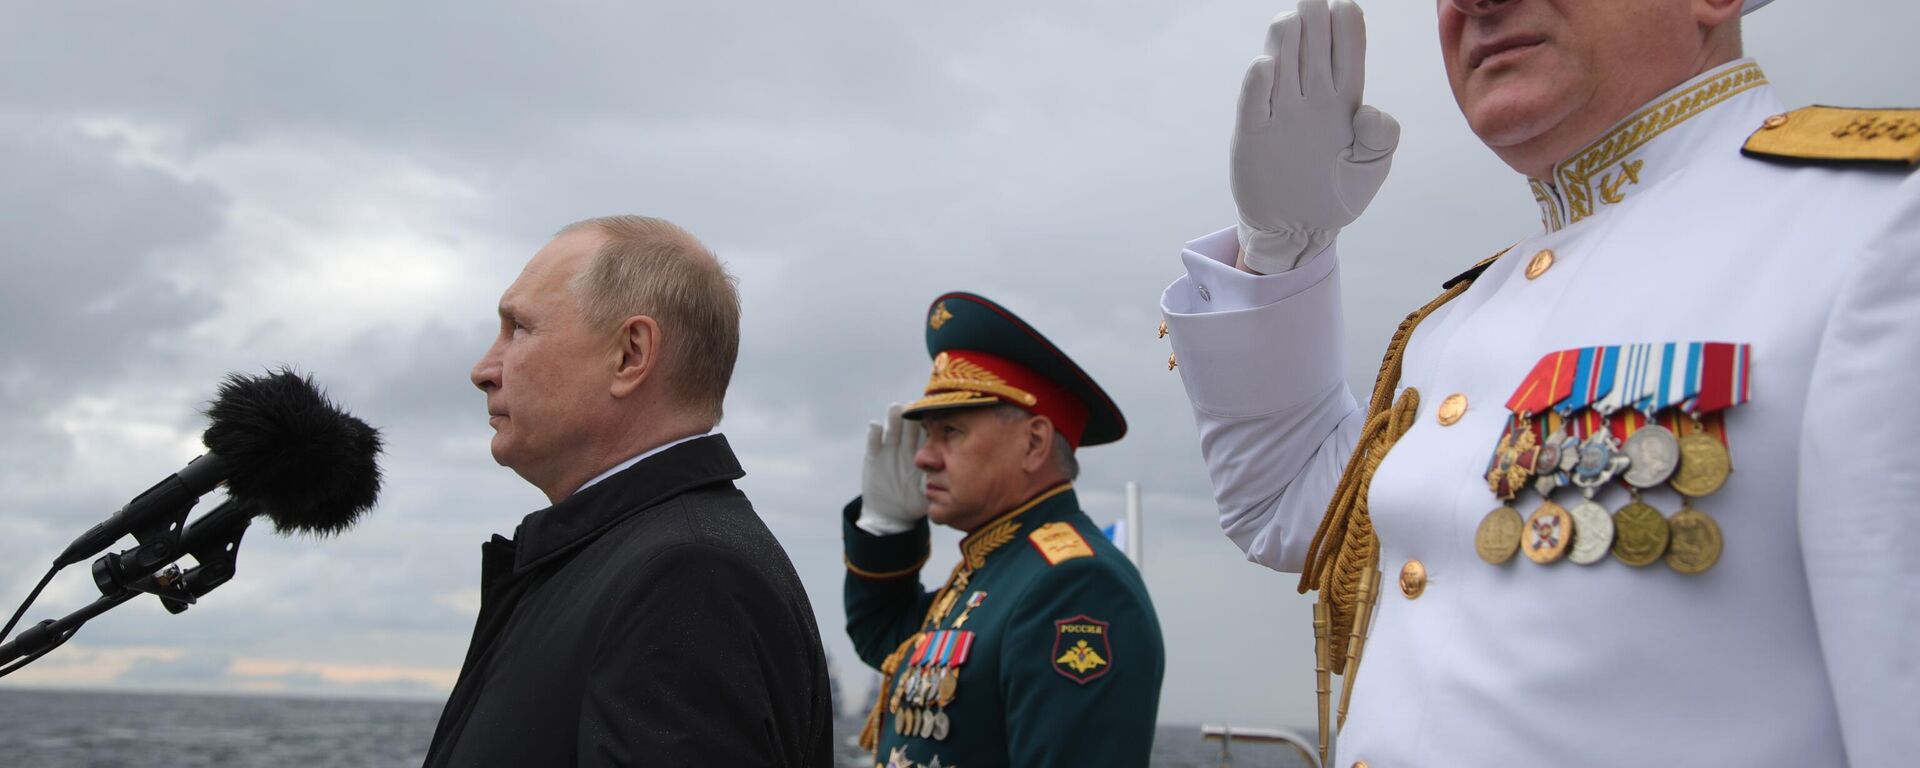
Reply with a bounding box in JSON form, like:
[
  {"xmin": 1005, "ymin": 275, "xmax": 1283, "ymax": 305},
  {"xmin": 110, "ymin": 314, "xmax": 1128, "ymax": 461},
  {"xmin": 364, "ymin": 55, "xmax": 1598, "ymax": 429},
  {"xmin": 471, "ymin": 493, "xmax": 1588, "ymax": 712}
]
[{"xmin": 1160, "ymin": 0, "xmax": 1918, "ymax": 765}]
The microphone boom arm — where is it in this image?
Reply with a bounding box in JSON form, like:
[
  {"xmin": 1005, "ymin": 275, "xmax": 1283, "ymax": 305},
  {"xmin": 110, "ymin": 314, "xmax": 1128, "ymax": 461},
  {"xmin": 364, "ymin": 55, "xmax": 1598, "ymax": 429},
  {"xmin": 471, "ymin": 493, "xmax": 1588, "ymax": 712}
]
[{"xmin": 0, "ymin": 499, "xmax": 264, "ymax": 677}]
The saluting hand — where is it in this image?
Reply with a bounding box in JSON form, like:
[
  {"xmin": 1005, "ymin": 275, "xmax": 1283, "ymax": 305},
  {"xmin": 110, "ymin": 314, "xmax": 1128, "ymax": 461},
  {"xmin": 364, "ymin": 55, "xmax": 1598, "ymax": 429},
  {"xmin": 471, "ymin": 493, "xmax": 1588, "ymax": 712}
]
[
  {"xmin": 857, "ymin": 403, "xmax": 929, "ymax": 535},
  {"xmin": 1232, "ymin": 0, "xmax": 1400, "ymax": 274}
]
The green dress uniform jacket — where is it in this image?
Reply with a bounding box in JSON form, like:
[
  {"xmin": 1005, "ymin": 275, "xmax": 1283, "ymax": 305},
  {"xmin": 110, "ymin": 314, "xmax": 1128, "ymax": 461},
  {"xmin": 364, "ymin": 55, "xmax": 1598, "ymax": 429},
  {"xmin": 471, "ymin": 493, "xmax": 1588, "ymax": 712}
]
[{"xmin": 844, "ymin": 484, "xmax": 1164, "ymax": 768}]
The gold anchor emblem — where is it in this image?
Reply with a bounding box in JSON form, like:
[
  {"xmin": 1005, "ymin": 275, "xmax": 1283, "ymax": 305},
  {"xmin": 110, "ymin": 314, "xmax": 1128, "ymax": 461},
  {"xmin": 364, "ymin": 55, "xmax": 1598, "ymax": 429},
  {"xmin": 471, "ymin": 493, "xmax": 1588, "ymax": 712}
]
[{"xmin": 1597, "ymin": 159, "xmax": 1644, "ymax": 205}]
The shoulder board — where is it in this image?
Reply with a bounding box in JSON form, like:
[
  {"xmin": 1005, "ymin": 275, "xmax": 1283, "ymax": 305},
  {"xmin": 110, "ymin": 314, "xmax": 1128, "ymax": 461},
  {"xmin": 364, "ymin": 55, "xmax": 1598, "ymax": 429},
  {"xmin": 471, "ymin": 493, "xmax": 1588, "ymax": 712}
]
[
  {"xmin": 1441, "ymin": 246, "xmax": 1515, "ymax": 290},
  {"xmin": 1743, "ymin": 106, "xmax": 1920, "ymax": 167},
  {"xmin": 1028, "ymin": 522, "xmax": 1095, "ymax": 566}
]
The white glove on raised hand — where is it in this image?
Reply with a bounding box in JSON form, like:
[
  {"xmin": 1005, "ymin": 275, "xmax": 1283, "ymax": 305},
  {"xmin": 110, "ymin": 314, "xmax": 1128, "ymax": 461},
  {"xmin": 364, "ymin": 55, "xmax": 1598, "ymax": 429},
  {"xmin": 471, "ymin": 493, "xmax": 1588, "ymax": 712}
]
[
  {"xmin": 857, "ymin": 403, "xmax": 929, "ymax": 535},
  {"xmin": 1232, "ymin": 0, "xmax": 1400, "ymax": 275}
]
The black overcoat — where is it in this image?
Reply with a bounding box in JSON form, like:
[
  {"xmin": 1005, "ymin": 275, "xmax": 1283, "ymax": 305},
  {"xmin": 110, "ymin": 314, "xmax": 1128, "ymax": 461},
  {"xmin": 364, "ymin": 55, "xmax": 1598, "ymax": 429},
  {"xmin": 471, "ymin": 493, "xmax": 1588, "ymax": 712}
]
[{"xmin": 423, "ymin": 434, "xmax": 832, "ymax": 767}]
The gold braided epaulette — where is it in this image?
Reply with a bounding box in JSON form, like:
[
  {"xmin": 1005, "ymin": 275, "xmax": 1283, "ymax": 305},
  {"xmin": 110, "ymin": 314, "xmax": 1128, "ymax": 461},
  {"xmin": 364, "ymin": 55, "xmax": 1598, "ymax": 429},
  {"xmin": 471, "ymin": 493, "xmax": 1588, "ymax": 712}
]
[{"xmin": 1744, "ymin": 106, "xmax": 1920, "ymax": 166}]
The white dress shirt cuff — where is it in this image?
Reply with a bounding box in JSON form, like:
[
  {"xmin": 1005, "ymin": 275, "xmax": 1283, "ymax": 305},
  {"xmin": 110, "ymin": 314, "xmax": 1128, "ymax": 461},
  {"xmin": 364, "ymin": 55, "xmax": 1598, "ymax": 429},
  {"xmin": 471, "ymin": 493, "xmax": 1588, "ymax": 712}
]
[{"xmin": 1160, "ymin": 227, "xmax": 1346, "ymax": 418}]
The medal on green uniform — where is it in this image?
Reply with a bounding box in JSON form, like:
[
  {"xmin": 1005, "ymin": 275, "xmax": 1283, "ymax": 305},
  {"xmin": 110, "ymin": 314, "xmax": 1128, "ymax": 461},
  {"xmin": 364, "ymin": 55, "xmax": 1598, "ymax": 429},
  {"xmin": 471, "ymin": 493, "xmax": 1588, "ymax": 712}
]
[
  {"xmin": 893, "ymin": 630, "xmax": 972, "ymax": 741},
  {"xmin": 952, "ymin": 591, "xmax": 986, "ymax": 629}
]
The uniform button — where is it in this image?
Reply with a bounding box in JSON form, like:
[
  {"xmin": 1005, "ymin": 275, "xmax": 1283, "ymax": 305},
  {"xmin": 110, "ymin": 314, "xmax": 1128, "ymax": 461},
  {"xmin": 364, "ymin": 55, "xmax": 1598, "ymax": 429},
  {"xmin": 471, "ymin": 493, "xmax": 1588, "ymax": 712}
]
[
  {"xmin": 1400, "ymin": 559, "xmax": 1427, "ymax": 599},
  {"xmin": 1167, "ymin": 353, "xmax": 1178, "ymax": 371},
  {"xmin": 1437, "ymin": 393, "xmax": 1468, "ymax": 426},
  {"xmin": 1197, "ymin": 284, "xmax": 1212, "ymax": 301},
  {"xmin": 1353, "ymin": 762, "xmax": 1369, "ymax": 768},
  {"xmin": 1525, "ymin": 249, "xmax": 1555, "ymax": 280},
  {"xmin": 1157, "ymin": 320, "xmax": 1168, "ymax": 339},
  {"xmin": 1762, "ymin": 113, "xmax": 1790, "ymax": 130}
]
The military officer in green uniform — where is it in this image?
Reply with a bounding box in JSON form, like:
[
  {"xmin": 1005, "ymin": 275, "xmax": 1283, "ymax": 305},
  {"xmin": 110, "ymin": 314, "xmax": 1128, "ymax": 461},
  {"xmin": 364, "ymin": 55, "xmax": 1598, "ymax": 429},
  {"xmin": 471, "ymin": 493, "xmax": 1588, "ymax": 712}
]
[{"xmin": 842, "ymin": 291, "xmax": 1164, "ymax": 768}]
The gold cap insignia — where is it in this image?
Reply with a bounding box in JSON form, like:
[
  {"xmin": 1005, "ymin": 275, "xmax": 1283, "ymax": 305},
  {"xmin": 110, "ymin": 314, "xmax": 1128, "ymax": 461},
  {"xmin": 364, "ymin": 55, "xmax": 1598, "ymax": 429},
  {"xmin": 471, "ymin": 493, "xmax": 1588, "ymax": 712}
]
[
  {"xmin": 929, "ymin": 302, "xmax": 953, "ymax": 330},
  {"xmin": 914, "ymin": 351, "xmax": 1038, "ymax": 410}
]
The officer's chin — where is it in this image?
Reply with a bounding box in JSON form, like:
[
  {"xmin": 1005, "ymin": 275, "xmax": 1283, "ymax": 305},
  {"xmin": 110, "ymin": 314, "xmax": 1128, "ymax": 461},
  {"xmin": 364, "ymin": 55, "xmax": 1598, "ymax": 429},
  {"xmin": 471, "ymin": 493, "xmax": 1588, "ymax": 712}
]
[{"xmin": 925, "ymin": 503, "xmax": 957, "ymax": 529}]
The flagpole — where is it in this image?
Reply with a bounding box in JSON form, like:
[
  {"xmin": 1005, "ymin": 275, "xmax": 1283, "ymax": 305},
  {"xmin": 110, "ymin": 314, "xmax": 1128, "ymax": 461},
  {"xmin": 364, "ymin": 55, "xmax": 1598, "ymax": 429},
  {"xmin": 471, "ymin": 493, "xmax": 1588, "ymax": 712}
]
[{"xmin": 1124, "ymin": 481, "xmax": 1143, "ymax": 571}]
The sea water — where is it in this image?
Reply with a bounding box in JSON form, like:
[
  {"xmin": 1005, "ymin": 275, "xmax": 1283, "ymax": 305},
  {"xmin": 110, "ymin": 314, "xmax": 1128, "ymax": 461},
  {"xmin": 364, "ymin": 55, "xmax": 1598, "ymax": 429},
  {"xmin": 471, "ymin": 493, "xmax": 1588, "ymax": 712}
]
[{"xmin": 0, "ymin": 688, "xmax": 1310, "ymax": 767}]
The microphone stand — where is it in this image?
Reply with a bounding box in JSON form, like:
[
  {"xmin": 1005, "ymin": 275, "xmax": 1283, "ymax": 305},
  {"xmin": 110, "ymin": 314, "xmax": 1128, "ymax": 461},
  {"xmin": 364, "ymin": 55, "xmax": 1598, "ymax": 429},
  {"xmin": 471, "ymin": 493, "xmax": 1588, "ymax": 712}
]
[
  {"xmin": 0, "ymin": 588, "xmax": 140, "ymax": 674},
  {"xmin": 0, "ymin": 499, "xmax": 258, "ymax": 677}
]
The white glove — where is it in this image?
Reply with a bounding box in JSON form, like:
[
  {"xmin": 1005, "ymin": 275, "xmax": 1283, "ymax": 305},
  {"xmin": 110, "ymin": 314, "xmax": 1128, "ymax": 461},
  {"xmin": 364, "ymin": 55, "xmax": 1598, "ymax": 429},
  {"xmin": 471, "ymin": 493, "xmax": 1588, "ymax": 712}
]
[
  {"xmin": 1232, "ymin": 0, "xmax": 1400, "ymax": 274},
  {"xmin": 857, "ymin": 403, "xmax": 928, "ymax": 535}
]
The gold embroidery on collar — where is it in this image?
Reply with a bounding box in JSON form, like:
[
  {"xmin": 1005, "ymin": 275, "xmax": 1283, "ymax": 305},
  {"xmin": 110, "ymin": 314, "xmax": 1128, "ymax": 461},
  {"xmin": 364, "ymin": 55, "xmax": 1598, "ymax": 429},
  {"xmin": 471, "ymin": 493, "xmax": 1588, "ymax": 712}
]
[
  {"xmin": 924, "ymin": 351, "xmax": 1039, "ymax": 408},
  {"xmin": 959, "ymin": 482, "xmax": 1073, "ymax": 569},
  {"xmin": 1530, "ymin": 179, "xmax": 1565, "ymax": 232},
  {"xmin": 1537, "ymin": 63, "xmax": 1768, "ymax": 231}
]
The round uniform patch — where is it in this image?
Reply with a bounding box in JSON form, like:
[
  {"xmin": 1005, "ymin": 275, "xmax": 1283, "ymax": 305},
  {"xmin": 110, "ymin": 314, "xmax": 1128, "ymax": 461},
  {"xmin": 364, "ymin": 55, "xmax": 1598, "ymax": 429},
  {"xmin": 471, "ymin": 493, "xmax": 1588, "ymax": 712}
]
[{"xmin": 1052, "ymin": 616, "xmax": 1112, "ymax": 684}]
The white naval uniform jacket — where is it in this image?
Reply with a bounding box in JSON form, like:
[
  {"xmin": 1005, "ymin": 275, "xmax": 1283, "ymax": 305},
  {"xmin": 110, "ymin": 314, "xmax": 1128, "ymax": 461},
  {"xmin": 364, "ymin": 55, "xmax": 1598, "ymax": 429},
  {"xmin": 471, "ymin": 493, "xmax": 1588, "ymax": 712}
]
[{"xmin": 1161, "ymin": 59, "xmax": 1918, "ymax": 767}]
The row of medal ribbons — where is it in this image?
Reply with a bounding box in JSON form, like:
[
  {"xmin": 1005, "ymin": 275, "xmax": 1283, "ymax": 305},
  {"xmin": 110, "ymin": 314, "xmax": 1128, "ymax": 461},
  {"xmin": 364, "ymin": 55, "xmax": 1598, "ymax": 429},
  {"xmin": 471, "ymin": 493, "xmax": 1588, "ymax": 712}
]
[
  {"xmin": 1476, "ymin": 342, "xmax": 1752, "ymax": 574},
  {"xmin": 891, "ymin": 629, "xmax": 975, "ymax": 742}
]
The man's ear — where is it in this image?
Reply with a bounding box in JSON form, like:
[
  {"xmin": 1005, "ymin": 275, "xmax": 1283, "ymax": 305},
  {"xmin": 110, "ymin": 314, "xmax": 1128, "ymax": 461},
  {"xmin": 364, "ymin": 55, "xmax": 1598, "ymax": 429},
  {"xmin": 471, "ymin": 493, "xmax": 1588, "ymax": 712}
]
[
  {"xmin": 611, "ymin": 315, "xmax": 661, "ymax": 398},
  {"xmin": 1695, "ymin": 0, "xmax": 1743, "ymax": 28},
  {"xmin": 1021, "ymin": 416, "xmax": 1056, "ymax": 474}
]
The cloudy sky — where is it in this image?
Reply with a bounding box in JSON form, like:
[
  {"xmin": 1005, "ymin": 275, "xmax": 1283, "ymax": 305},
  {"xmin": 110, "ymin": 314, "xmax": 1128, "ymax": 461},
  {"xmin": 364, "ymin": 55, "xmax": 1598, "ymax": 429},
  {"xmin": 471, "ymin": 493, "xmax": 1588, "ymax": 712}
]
[{"xmin": 0, "ymin": 0, "xmax": 1910, "ymax": 732}]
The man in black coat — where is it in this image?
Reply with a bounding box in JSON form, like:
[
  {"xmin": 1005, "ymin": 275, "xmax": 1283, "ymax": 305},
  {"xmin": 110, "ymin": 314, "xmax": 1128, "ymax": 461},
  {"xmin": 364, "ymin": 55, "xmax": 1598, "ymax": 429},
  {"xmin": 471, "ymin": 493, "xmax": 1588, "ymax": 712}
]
[{"xmin": 425, "ymin": 215, "xmax": 832, "ymax": 767}]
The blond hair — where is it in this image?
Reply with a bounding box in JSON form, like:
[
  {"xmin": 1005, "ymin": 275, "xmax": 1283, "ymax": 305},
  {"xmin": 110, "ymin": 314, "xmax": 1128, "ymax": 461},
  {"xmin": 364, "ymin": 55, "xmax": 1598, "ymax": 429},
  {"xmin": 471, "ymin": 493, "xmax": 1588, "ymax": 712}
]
[{"xmin": 560, "ymin": 215, "xmax": 740, "ymax": 423}]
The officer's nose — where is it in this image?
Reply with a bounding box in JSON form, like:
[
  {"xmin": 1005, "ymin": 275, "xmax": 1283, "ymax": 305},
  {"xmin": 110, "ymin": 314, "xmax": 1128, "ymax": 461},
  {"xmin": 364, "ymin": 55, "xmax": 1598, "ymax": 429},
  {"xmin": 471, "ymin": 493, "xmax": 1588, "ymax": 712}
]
[
  {"xmin": 913, "ymin": 440, "xmax": 941, "ymax": 473},
  {"xmin": 1447, "ymin": 0, "xmax": 1514, "ymax": 15}
]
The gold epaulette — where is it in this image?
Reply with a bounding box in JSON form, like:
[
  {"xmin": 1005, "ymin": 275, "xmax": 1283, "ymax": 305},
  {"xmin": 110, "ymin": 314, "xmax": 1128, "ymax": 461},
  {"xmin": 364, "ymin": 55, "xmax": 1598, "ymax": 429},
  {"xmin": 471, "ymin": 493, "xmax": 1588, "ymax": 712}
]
[
  {"xmin": 1029, "ymin": 522, "xmax": 1094, "ymax": 566},
  {"xmin": 1744, "ymin": 106, "xmax": 1920, "ymax": 166}
]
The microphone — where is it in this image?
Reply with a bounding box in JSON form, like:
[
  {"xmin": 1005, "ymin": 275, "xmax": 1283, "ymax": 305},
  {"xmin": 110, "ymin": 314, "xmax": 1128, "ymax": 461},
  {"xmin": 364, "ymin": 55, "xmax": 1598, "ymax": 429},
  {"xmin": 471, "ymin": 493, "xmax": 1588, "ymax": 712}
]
[{"xmin": 54, "ymin": 369, "xmax": 384, "ymax": 568}]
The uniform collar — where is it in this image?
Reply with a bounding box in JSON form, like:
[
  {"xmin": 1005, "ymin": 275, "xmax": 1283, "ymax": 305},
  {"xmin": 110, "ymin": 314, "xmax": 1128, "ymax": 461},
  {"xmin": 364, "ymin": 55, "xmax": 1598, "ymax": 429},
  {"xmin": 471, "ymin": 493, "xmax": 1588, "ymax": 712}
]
[
  {"xmin": 958, "ymin": 482, "xmax": 1075, "ymax": 570},
  {"xmin": 1530, "ymin": 59, "xmax": 1774, "ymax": 233},
  {"xmin": 508, "ymin": 433, "xmax": 744, "ymax": 574}
]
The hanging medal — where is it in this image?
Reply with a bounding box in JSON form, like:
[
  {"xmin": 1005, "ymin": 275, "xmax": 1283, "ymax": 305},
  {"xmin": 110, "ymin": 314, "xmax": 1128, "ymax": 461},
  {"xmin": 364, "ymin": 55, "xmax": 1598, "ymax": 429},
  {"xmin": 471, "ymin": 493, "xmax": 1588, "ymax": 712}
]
[
  {"xmin": 1603, "ymin": 343, "xmax": 1691, "ymax": 566},
  {"xmin": 1488, "ymin": 350, "xmax": 1578, "ymax": 499},
  {"xmin": 917, "ymin": 633, "xmax": 943, "ymax": 734},
  {"xmin": 1482, "ymin": 349, "xmax": 1579, "ymax": 564},
  {"xmin": 928, "ymin": 630, "xmax": 972, "ymax": 741},
  {"xmin": 1669, "ymin": 342, "xmax": 1746, "ymax": 499},
  {"xmin": 1559, "ymin": 413, "xmax": 1615, "ymax": 565},
  {"xmin": 891, "ymin": 632, "xmax": 928, "ymax": 726},
  {"xmin": 1518, "ymin": 347, "xmax": 1611, "ymax": 565},
  {"xmin": 952, "ymin": 591, "xmax": 986, "ymax": 629},
  {"xmin": 1519, "ymin": 411, "xmax": 1577, "ymax": 566},
  {"xmin": 1533, "ymin": 411, "xmax": 1576, "ymax": 497},
  {"xmin": 936, "ymin": 630, "xmax": 972, "ymax": 710},
  {"xmin": 1483, "ymin": 415, "xmax": 1542, "ymax": 501},
  {"xmin": 1560, "ymin": 347, "xmax": 1628, "ymax": 495},
  {"xmin": 894, "ymin": 632, "xmax": 929, "ymax": 733},
  {"xmin": 1615, "ymin": 344, "xmax": 1682, "ymax": 489},
  {"xmin": 1610, "ymin": 491, "xmax": 1671, "ymax": 567},
  {"xmin": 1558, "ymin": 348, "xmax": 1627, "ymax": 565},
  {"xmin": 1664, "ymin": 343, "xmax": 1747, "ymax": 573}
]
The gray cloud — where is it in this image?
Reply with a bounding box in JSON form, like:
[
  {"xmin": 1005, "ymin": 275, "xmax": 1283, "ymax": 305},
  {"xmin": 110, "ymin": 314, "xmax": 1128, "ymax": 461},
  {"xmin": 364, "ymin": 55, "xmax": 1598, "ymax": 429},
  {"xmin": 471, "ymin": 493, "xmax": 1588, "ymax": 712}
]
[{"xmin": 0, "ymin": 0, "xmax": 1911, "ymax": 733}]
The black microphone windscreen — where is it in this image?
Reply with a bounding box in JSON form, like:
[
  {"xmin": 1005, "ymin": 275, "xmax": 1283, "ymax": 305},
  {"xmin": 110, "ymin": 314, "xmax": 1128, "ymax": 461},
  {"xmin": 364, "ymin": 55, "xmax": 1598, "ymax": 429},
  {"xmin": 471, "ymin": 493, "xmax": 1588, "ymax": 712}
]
[{"xmin": 201, "ymin": 368, "xmax": 384, "ymax": 535}]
